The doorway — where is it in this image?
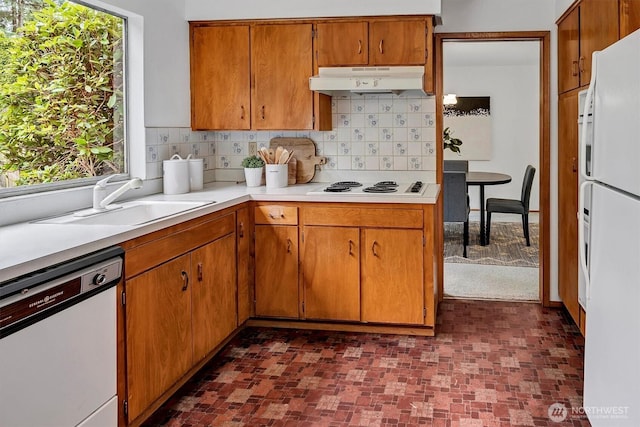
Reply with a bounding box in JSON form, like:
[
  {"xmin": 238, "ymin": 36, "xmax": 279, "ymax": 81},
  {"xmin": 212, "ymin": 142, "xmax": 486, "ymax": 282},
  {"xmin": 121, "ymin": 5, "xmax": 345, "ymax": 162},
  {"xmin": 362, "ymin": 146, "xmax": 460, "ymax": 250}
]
[{"xmin": 435, "ymin": 32, "xmax": 551, "ymax": 306}]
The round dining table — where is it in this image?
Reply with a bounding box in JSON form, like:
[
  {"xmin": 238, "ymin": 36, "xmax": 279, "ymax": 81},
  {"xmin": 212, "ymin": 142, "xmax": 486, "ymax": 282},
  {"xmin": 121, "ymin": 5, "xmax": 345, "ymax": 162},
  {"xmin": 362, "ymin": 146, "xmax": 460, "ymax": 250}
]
[{"xmin": 466, "ymin": 171, "xmax": 512, "ymax": 246}]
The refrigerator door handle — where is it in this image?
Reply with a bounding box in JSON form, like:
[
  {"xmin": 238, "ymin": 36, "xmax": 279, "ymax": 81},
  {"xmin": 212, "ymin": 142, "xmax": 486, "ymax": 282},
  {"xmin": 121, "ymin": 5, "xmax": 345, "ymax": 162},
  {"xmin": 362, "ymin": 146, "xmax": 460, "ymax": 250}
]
[
  {"xmin": 580, "ymin": 51, "xmax": 598, "ymax": 182},
  {"xmin": 578, "ymin": 180, "xmax": 593, "ymax": 301}
]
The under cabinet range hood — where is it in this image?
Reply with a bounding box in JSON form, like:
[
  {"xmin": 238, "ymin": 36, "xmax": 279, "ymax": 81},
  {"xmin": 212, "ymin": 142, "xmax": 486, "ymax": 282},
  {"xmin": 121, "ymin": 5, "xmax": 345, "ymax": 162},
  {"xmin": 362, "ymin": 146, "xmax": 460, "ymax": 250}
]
[{"xmin": 309, "ymin": 66, "xmax": 426, "ymax": 96}]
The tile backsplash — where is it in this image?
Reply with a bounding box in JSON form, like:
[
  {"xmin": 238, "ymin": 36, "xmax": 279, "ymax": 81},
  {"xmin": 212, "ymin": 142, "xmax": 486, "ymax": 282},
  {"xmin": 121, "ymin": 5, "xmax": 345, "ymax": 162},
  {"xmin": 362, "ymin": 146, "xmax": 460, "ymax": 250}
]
[{"xmin": 145, "ymin": 95, "xmax": 437, "ymax": 183}]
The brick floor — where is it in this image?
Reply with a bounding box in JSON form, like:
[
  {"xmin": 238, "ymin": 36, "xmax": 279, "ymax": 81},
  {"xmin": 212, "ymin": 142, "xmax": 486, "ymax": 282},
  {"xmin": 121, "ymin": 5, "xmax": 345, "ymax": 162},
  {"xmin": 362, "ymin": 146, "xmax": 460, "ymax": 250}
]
[{"xmin": 142, "ymin": 300, "xmax": 590, "ymax": 426}]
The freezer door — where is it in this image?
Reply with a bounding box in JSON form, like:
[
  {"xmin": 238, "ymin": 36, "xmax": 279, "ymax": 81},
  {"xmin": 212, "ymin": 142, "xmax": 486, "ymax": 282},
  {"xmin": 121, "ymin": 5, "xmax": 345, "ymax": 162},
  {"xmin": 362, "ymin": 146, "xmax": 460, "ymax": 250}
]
[
  {"xmin": 584, "ymin": 183, "xmax": 640, "ymax": 425},
  {"xmin": 592, "ymin": 29, "xmax": 640, "ymax": 196}
]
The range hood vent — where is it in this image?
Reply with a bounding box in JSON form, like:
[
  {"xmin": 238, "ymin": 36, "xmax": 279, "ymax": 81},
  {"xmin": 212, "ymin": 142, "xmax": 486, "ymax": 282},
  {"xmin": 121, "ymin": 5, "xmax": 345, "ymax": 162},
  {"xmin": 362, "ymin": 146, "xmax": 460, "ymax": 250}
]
[{"xmin": 309, "ymin": 66, "xmax": 426, "ymax": 96}]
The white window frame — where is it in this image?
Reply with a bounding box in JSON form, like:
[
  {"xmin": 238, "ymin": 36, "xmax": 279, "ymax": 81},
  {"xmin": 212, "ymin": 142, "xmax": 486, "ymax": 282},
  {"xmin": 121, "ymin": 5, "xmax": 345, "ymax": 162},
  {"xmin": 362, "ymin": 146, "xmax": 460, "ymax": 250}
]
[{"xmin": 0, "ymin": 0, "xmax": 145, "ymax": 226}]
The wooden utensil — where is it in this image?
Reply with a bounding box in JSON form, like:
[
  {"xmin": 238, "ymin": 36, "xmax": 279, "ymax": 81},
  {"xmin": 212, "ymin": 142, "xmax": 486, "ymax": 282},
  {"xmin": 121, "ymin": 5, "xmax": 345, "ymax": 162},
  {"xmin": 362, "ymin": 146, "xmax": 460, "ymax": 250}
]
[
  {"xmin": 267, "ymin": 148, "xmax": 275, "ymax": 164},
  {"xmin": 279, "ymin": 149, "xmax": 289, "ymax": 164},
  {"xmin": 257, "ymin": 149, "xmax": 268, "ymax": 164},
  {"xmin": 259, "ymin": 147, "xmax": 270, "ymax": 164},
  {"xmin": 275, "ymin": 146, "xmax": 284, "ymax": 164}
]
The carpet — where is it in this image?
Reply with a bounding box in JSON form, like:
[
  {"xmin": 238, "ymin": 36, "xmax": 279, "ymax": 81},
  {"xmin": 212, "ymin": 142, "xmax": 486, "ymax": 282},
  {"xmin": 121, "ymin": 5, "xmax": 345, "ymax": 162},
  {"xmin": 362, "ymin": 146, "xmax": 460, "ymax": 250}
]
[
  {"xmin": 444, "ymin": 221, "xmax": 539, "ymax": 267},
  {"xmin": 444, "ymin": 263, "xmax": 539, "ymax": 301}
]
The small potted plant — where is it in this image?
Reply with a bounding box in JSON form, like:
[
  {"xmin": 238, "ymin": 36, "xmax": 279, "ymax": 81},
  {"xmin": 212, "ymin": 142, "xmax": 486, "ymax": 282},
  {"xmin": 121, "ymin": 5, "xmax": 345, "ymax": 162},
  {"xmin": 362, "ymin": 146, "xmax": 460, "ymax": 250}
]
[
  {"xmin": 242, "ymin": 155, "xmax": 265, "ymax": 187},
  {"xmin": 443, "ymin": 127, "xmax": 463, "ymax": 154}
]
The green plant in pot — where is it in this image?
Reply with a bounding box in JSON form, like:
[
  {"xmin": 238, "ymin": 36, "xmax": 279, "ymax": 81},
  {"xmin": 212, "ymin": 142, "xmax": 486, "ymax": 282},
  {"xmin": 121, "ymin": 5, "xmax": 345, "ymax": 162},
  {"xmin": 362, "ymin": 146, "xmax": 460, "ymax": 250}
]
[
  {"xmin": 242, "ymin": 155, "xmax": 265, "ymax": 187},
  {"xmin": 443, "ymin": 127, "xmax": 463, "ymax": 154}
]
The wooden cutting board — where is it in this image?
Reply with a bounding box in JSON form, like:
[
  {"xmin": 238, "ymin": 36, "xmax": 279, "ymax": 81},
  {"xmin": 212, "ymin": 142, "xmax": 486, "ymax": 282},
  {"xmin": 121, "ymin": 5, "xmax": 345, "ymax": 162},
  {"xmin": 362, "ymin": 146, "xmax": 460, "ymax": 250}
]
[{"xmin": 269, "ymin": 137, "xmax": 326, "ymax": 184}]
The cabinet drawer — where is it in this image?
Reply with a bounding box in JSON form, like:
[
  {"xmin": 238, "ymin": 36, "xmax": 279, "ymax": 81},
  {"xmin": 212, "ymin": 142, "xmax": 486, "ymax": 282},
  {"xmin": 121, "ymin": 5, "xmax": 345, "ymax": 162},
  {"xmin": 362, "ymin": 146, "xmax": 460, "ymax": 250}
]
[
  {"xmin": 302, "ymin": 206, "xmax": 423, "ymax": 228},
  {"xmin": 124, "ymin": 213, "xmax": 235, "ymax": 279},
  {"xmin": 255, "ymin": 205, "xmax": 298, "ymax": 225}
]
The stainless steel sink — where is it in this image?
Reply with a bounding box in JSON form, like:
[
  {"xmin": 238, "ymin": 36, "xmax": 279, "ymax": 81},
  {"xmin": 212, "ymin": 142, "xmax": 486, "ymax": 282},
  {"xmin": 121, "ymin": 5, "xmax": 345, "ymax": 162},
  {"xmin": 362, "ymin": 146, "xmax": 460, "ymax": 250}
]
[{"xmin": 35, "ymin": 200, "xmax": 214, "ymax": 226}]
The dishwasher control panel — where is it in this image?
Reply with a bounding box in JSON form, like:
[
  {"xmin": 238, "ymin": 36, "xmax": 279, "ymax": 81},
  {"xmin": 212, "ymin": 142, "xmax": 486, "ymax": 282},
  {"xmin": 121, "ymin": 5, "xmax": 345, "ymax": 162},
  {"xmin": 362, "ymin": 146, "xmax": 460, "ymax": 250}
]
[{"xmin": 0, "ymin": 247, "xmax": 123, "ymax": 338}]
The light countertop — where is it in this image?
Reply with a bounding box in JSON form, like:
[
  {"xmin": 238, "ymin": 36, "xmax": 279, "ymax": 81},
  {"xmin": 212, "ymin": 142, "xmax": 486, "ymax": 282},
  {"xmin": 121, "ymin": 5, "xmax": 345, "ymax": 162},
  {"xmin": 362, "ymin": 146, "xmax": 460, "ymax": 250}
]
[{"xmin": 0, "ymin": 181, "xmax": 439, "ymax": 283}]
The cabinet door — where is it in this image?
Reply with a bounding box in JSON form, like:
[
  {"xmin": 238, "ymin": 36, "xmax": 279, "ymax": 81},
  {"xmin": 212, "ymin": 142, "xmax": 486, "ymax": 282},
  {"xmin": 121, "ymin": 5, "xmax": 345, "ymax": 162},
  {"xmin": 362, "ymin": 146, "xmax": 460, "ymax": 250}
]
[
  {"xmin": 558, "ymin": 91, "xmax": 580, "ymax": 326},
  {"xmin": 252, "ymin": 24, "xmax": 314, "ymax": 130},
  {"xmin": 125, "ymin": 254, "xmax": 192, "ymax": 422},
  {"xmin": 190, "ymin": 25, "xmax": 250, "ymax": 130},
  {"xmin": 302, "ymin": 226, "xmax": 360, "ymax": 321},
  {"xmin": 255, "ymin": 225, "xmax": 299, "ymax": 317},
  {"xmin": 558, "ymin": 8, "xmax": 580, "ymax": 94},
  {"xmin": 192, "ymin": 233, "xmax": 237, "ymax": 363},
  {"xmin": 620, "ymin": 0, "xmax": 640, "ymax": 38},
  {"xmin": 316, "ymin": 22, "xmax": 368, "ymax": 66},
  {"xmin": 369, "ymin": 20, "xmax": 426, "ymax": 65},
  {"xmin": 361, "ymin": 229, "xmax": 424, "ymax": 325},
  {"xmin": 579, "ymin": 0, "xmax": 619, "ymax": 86},
  {"xmin": 236, "ymin": 207, "xmax": 252, "ymax": 324}
]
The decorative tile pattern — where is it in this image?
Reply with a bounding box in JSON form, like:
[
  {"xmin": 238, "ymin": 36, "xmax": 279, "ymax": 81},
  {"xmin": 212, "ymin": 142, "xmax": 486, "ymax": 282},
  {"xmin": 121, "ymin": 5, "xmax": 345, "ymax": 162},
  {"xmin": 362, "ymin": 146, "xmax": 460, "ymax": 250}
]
[
  {"xmin": 142, "ymin": 300, "xmax": 590, "ymax": 426},
  {"xmin": 143, "ymin": 95, "xmax": 437, "ymax": 180}
]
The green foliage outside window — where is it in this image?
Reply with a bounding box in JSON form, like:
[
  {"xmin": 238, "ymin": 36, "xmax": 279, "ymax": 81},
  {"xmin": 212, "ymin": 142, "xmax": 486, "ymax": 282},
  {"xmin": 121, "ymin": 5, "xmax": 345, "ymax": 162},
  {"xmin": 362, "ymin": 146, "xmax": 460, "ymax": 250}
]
[{"xmin": 0, "ymin": 0, "xmax": 124, "ymax": 187}]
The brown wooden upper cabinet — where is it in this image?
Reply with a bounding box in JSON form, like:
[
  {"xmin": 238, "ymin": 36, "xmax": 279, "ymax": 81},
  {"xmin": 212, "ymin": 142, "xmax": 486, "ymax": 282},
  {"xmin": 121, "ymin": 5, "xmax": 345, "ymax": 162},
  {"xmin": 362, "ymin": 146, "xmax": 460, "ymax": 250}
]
[
  {"xmin": 251, "ymin": 23, "xmax": 314, "ymax": 130},
  {"xmin": 190, "ymin": 22, "xmax": 321, "ymax": 131},
  {"xmin": 620, "ymin": 0, "xmax": 640, "ymax": 38},
  {"xmin": 316, "ymin": 18, "xmax": 431, "ymax": 67},
  {"xmin": 190, "ymin": 25, "xmax": 250, "ymax": 130},
  {"xmin": 316, "ymin": 22, "xmax": 369, "ymax": 66},
  {"xmin": 557, "ymin": 0, "xmax": 619, "ymax": 94}
]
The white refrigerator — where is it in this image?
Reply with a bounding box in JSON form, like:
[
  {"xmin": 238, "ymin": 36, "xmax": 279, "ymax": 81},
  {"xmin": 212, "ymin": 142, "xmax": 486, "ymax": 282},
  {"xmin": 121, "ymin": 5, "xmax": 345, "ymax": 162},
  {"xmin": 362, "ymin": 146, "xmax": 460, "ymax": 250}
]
[{"xmin": 578, "ymin": 29, "xmax": 640, "ymax": 426}]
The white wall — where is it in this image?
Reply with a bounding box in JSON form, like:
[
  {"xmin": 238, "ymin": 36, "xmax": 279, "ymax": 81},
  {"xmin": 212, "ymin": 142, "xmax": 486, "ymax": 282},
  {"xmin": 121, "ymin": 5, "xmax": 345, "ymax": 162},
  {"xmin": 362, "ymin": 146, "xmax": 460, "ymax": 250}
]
[
  {"xmin": 185, "ymin": 0, "xmax": 440, "ymax": 20},
  {"xmin": 444, "ymin": 59, "xmax": 540, "ymax": 211},
  {"xmin": 100, "ymin": 0, "xmax": 190, "ymax": 127}
]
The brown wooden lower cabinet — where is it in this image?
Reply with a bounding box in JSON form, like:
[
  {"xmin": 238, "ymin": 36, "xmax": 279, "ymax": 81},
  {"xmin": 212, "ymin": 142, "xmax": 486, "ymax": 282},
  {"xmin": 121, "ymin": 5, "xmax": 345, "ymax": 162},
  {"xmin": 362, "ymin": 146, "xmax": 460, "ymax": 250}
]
[
  {"xmin": 192, "ymin": 233, "xmax": 238, "ymax": 363},
  {"xmin": 361, "ymin": 229, "xmax": 424, "ymax": 325},
  {"xmin": 236, "ymin": 207, "xmax": 252, "ymax": 324},
  {"xmin": 558, "ymin": 90, "xmax": 580, "ymax": 326},
  {"xmin": 125, "ymin": 254, "xmax": 193, "ymax": 422},
  {"xmin": 121, "ymin": 212, "xmax": 237, "ymax": 425},
  {"xmin": 297, "ymin": 205, "xmax": 427, "ymax": 326},
  {"xmin": 254, "ymin": 225, "xmax": 299, "ymax": 318},
  {"xmin": 301, "ymin": 226, "xmax": 360, "ymax": 321}
]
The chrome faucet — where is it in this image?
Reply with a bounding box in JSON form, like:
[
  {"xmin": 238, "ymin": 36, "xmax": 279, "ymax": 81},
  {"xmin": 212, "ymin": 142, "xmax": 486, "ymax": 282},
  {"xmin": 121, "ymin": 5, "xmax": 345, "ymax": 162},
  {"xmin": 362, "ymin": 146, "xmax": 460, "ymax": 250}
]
[{"xmin": 93, "ymin": 176, "xmax": 143, "ymax": 211}]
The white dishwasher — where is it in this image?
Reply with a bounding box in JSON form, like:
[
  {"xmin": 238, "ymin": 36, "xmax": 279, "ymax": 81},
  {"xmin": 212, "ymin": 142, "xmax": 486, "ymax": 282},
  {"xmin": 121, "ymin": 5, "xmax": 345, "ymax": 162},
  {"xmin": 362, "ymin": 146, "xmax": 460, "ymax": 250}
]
[{"xmin": 0, "ymin": 246, "xmax": 123, "ymax": 427}]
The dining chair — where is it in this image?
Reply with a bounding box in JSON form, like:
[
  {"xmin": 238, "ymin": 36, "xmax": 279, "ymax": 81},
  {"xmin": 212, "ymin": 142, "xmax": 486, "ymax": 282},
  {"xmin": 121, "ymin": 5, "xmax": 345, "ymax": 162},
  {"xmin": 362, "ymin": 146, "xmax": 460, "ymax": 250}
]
[
  {"xmin": 443, "ymin": 170, "xmax": 470, "ymax": 257},
  {"xmin": 485, "ymin": 165, "xmax": 536, "ymax": 246}
]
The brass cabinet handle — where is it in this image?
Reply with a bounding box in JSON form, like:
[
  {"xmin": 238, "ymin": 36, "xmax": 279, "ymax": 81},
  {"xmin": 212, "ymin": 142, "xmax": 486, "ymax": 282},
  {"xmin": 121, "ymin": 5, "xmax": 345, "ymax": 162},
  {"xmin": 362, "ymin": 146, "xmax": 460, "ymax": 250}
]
[
  {"xmin": 286, "ymin": 238, "xmax": 292, "ymax": 253},
  {"xmin": 357, "ymin": 39, "xmax": 362, "ymax": 54},
  {"xmin": 379, "ymin": 39, "xmax": 383, "ymax": 54},
  {"xmin": 197, "ymin": 263, "xmax": 203, "ymax": 282},
  {"xmin": 181, "ymin": 270, "xmax": 189, "ymax": 291},
  {"xmin": 571, "ymin": 61, "xmax": 579, "ymax": 77},
  {"xmin": 372, "ymin": 240, "xmax": 379, "ymax": 257},
  {"xmin": 348, "ymin": 239, "xmax": 355, "ymax": 256},
  {"xmin": 239, "ymin": 221, "xmax": 244, "ymax": 238},
  {"xmin": 579, "ymin": 56, "xmax": 585, "ymax": 74},
  {"xmin": 269, "ymin": 213, "xmax": 285, "ymax": 219},
  {"xmin": 240, "ymin": 105, "xmax": 245, "ymax": 120},
  {"xmin": 261, "ymin": 105, "xmax": 265, "ymax": 120},
  {"xmin": 572, "ymin": 157, "xmax": 577, "ymax": 173}
]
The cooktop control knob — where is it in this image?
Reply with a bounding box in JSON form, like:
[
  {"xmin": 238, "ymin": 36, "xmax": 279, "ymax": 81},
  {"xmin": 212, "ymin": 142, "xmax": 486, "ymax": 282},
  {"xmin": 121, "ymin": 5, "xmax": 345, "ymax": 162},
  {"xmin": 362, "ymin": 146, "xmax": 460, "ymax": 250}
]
[
  {"xmin": 410, "ymin": 181, "xmax": 423, "ymax": 193},
  {"xmin": 92, "ymin": 273, "xmax": 107, "ymax": 286}
]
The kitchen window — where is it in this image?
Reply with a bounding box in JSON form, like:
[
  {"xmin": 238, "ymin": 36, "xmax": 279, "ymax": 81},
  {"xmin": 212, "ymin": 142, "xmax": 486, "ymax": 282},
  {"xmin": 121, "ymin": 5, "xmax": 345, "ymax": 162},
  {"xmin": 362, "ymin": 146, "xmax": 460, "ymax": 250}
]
[{"xmin": 0, "ymin": 0, "xmax": 127, "ymax": 197}]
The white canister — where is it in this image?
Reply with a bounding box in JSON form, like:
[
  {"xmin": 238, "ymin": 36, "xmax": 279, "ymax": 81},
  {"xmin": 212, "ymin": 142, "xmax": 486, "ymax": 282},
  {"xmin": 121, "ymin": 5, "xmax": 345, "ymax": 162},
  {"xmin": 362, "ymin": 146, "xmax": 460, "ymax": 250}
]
[
  {"xmin": 244, "ymin": 167, "xmax": 264, "ymax": 187},
  {"xmin": 163, "ymin": 154, "xmax": 190, "ymax": 195},
  {"xmin": 187, "ymin": 155, "xmax": 204, "ymax": 191},
  {"xmin": 265, "ymin": 164, "xmax": 288, "ymax": 189}
]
